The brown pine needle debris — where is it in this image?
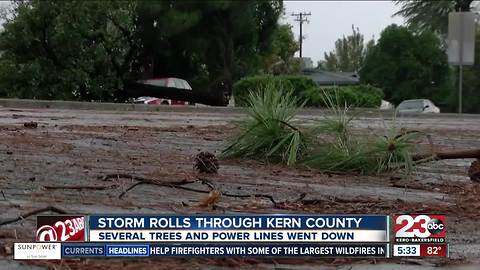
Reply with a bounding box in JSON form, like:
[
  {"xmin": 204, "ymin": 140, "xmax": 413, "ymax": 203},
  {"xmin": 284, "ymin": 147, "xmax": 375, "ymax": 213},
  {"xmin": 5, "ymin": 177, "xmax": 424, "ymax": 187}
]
[{"xmin": 197, "ymin": 190, "xmax": 222, "ymax": 207}]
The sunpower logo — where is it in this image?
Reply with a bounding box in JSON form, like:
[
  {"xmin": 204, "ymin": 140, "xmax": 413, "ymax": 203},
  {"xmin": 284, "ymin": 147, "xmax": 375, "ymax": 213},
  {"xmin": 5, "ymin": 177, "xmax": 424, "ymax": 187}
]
[
  {"xmin": 394, "ymin": 215, "xmax": 446, "ymax": 243},
  {"xmin": 14, "ymin": 243, "xmax": 61, "ymax": 260},
  {"xmin": 16, "ymin": 243, "xmax": 58, "ymax": 250}
]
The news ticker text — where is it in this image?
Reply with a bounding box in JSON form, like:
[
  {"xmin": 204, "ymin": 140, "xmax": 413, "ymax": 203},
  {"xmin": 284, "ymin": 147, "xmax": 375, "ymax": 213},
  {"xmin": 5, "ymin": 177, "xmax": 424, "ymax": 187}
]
[{"xmin": 11, "ymin": 214, "xmax": 448, "ymax": 259}]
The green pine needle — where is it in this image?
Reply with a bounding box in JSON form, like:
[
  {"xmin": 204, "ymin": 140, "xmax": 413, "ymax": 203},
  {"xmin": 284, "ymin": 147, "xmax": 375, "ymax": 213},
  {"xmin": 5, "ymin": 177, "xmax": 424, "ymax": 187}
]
[
  {"xmin": 221, "ymin": 80, "xmax": 309, "ymax": 166},
  {"xmin": 223, "ymin": 86, "xmax": 427, "ymax": 176}
]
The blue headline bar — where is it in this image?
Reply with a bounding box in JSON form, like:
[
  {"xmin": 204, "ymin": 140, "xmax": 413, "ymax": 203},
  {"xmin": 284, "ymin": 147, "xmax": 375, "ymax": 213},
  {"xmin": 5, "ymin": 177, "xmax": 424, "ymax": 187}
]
[{"xmin": 88, "ymin": 215, "xmax": 387, "ymax": 230}]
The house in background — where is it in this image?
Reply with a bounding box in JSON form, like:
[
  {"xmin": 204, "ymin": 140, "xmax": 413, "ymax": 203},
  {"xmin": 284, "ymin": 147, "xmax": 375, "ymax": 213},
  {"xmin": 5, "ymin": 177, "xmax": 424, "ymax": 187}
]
[
  {"xmin": 296, "ymin": 59, "xmax": 393, "ymax": 110},
  {"xmin": 302, "ymin": 68, "xmax": 360, "ymax": 86}
]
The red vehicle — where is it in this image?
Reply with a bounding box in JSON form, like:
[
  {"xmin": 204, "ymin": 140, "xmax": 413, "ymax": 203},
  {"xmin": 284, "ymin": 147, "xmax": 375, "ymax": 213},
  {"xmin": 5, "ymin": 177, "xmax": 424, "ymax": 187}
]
[{"xmin": 133, "ymin": 77, "xmax": 192, "ymax": 105}]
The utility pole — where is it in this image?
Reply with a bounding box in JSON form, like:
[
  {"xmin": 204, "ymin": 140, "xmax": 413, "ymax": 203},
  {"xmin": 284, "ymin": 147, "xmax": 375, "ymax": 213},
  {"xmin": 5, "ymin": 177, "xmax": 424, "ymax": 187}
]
[{"xmin": 291, "ymin": 12, "xmax": 311, "ymax": 58}]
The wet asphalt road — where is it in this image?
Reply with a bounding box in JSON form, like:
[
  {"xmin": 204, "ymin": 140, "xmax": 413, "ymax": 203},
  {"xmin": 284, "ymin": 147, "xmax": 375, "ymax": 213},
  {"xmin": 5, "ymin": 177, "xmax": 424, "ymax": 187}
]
[{"xmin": 0, "ymin": 105, "xmax": 479, "ymax": 269}]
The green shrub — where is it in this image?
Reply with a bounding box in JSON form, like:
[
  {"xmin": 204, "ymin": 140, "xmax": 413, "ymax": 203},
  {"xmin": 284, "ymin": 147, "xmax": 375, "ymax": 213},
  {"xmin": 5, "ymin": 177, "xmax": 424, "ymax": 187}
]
[
  {"xmin": 233, "ymin": 75, "xmax": 317, "ymax": 107},
  {"xmin": 233, "ymin": 75, "xmax": 384, "ymax": 108},
  {"xmin": 305, "ymin": 85, "xmax": 384, "ymax": 108},
  {"xmin": 279, "ymin": 75, "xmax": 318, "ymax": 97}
]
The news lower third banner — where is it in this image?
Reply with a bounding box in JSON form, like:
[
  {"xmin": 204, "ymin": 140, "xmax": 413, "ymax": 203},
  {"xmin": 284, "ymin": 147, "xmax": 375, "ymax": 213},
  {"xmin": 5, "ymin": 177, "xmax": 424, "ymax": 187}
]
[
  {"xmin": 88, "ymin": 215, "xmax": 388, "ymax": 242},
  {"xmin": 14, "ymin": 214, "xmax": 391, "ymax": 259}
]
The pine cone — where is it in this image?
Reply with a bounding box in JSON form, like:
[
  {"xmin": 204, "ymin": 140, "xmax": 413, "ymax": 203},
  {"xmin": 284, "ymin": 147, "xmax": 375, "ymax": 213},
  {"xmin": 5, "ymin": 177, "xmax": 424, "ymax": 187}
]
[
  {"xmin": 468, "ymin": 159, "xmax": 480, "ymax": 183},
  {"xmin": 194, "ymin": 151, "xmax": 219, "ymax": 174}
]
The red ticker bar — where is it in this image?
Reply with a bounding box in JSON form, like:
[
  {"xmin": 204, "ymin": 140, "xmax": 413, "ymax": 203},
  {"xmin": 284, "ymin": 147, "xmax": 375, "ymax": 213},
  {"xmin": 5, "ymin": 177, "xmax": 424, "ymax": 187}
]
[{"xmin": 420, "ymin": 244, "xmax": 448, "ymax": 257}]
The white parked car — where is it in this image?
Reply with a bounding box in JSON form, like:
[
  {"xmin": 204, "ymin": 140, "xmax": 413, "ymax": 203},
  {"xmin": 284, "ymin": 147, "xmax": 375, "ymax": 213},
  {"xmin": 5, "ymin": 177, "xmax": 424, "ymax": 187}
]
[
  {"xmin": 396, "ymin": 99, "xmax": 440, "ymax": 114},
  {"xmin": 135, "ymin": 77, "xmax": 192, "ymax": 105}
]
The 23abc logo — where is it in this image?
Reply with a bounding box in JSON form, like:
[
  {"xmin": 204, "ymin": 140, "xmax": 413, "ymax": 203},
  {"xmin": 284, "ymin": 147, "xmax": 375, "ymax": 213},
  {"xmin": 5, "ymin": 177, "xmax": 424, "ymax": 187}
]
[
  {"xmin": 36, "ymin": 225, "xmax": 58, "ymax": 241},
  {"xmin": 395, "ymin": 215, "xmax": 445, "ymax": 238}
]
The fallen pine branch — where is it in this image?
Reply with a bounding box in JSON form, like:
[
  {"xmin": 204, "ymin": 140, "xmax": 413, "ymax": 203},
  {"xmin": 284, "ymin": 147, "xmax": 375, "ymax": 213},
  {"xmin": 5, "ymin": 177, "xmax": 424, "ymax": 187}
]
[
  {"xmin": 222, "ymin": 192, "xmax": 277, "ymax": 205},
  {"xmin": 118, "ymin": 178, "xmax": 279, "ymax": 204},
  {"xmin": 198, "ymin": 178, "xmax": 216, "ymax": 190},
  {"xmin": 321, "ymin": 170, "xmax": 360, "ymax": 176},
  {"xmin": 106, "ymin": 174, "xmax": 304, "ymax": 207},
  {"xmin": 100, "ymin": 173, "xmax": 194, "ymax": 185},
  {"xmin": 221, "ymin": 85, "xmax": 480, "ymax": 179},
  {"xmin": 414, "ymin": 149, "xmax": 480, "ymax": 161},
  {"xmin": 0, "ymin": 206, "xmax": 67, "ymax": 226},
  {"xmin": 43, "ymin": 185, "xmax": 118, "ymax": 190},
  {"xmin": 365, "ymin": 148, "xmax": 480, "ymax": 174},
  {"xmin": 116, "ymin": 176, "xmax": 211, "ymax": 199},
  {"xmin": 118, "ymin": 181, "xmax": 211, "ymax": 199}
]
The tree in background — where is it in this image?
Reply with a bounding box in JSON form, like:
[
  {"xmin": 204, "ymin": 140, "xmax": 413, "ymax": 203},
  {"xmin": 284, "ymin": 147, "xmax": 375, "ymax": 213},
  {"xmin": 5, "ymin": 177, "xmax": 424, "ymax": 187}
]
[
  {"xmin": 135, "ymin": 1, "xmax": 283, "ymax": 99},
  {"xmin": 322, "ymin": 25, "xmax": 374, "ymax": 72},
  {"xmin": 393, "ymin": 0, "xmax": 480, "ymax": 113},
  {"xmin": 263, "ymin": 24, "xmax": 299, "ymax": 74},
  {"xmin": 393, "ymin": 0, "xmax": 475, "ymax": 35},
  {"xmin": 359, "ymin": 24, "xmax": 452, "ymax": 105},
  {"xmin": 0, "ymin": 1, "xmax": 137, "ymax": 101},
  {"xmin": 0, "ymin": 0, "xmax": 286, "ymax": 104}
]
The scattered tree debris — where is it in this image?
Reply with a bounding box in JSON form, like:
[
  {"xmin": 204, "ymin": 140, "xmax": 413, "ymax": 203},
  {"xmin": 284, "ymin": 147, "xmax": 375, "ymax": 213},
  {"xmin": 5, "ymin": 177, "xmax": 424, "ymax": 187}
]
[
  {"xmin": 197, "ymin": 190, "xmax": 222, "ymax": 207},
  {"xmin": 103, "ymin": 173, "xmax": 303, "ymax": 207},
  {"xmin": 23, "ymin": 121, "xmax": 38, "ymax": 128},
  {"xmin": 469, "ymin": 159, "xmax": 480, "ymax": 182},
  {"xmin": 194, "ymin": 151, "xmax": 219, "ymax": 174},
  {"xmin": 43, "ymin": 185, "xmax": 118, "ymax": 190},
  {"xmin": 414, "ymin": 149, "xmax": 480, "ymax": 162},
  {"xmin": 0, "ymin": 206, "xmax": 67, "ymax": 226},
  {"xmin": 117, "ymin": 178, "xmax": 199, "ymax": 199},
  {"xmin": 221, "ymin": 82, "xmax": 309, "ymax": 166},
  {"xmin": 0, "ymin": 229, "xmax": 17, "ymax": 240},
  {"xmin": 100, "ymin": 173, "xmax": 194, "ymax": 184},
  {"xmin": 223, "ymin": 89, "xmax": 480, "ymax": 178}
]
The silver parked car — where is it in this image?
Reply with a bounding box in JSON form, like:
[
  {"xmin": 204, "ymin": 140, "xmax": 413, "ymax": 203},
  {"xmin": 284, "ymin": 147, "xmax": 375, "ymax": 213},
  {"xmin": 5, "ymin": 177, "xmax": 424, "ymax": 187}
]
[{"xmin": 396, "ymin": 99, "xmax": 440, "ymax": 114}]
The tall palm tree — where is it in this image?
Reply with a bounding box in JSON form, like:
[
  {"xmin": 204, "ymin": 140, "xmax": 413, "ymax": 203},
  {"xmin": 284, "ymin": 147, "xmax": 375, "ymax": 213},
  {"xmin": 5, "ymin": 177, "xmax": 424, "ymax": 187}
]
[{"xmin": 393, "ymin": 0, "xmax": 475, "ymax": 35}]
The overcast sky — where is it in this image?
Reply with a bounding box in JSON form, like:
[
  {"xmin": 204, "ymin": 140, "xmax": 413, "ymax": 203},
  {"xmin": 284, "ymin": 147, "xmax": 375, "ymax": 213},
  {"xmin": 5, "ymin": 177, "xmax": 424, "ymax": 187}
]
[{"xmin": 283, "ymin": 1, "xmax": 405, "ymax": 63}]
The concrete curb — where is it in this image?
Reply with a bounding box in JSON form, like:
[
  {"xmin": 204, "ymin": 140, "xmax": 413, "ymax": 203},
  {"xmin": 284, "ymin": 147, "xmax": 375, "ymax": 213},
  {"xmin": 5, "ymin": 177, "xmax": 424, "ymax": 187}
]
[
  {"xmin": 0, "ymin": 98, "xmax": 478, "ymax": 119},
  {"xmin": 0, "ymin": 98, "xmax": 246, "ymax": 114}
]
